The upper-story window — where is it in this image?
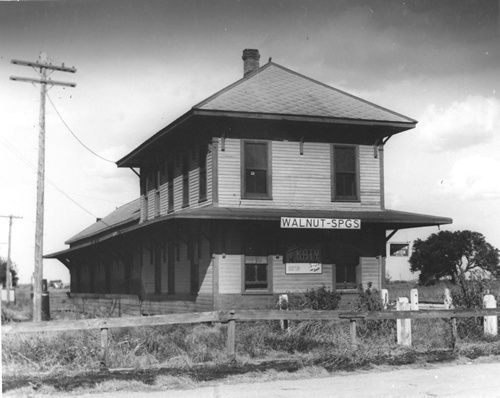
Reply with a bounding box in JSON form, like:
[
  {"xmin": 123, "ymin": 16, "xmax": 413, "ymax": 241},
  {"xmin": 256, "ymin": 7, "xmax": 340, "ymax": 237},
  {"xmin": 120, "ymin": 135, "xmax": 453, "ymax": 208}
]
[
  {"xmin": 242, "ymin": 140, "xmax": 272, "ymax": 199},
  {"xmin": 167, "ymin": 161, "xmax": 174, "ymax": 213},
  {"xmin": 182, "ymin": 155, "xmax": 189, "ymax": 207},
  {"xmin": 154, "ymin": 169, "xmax": 160, "ymax": 217},
  {"xmin": 332, "ymin": 145, "xmax": 359, "ymax": 201},
  {"xmin": 199, "ymin": 145, "xmax": 207, "ymax": 202}
]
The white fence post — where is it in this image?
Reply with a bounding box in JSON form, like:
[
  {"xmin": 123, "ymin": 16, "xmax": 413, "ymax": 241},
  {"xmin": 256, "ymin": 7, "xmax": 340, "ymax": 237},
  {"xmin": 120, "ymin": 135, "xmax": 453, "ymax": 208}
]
[
  {"xmin": 381, "ymin": 289, "xmax": 389, "ymax": 310},
  {"xmin": 444, "ymin": 288, "xmax": 452, "ymax": 309},
  {"xmin": 410, "ymin": 289, "xmax": 419, "ymax": 311},
  {"xmin": 397, "ymin": 297, "xmax": 411, "ymax": 346},
  {"xmin": 483, "ymin": 294, "xmax": 498, "ymax": 337},
  {"xmin": 279, "ymin": 294, "xmax": 289, "ymax": 330}
]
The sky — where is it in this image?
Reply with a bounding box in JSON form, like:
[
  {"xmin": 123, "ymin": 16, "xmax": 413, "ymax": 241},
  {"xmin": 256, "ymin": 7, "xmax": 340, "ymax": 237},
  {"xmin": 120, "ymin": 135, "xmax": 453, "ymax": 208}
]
[{"xmin": 0, "ymin": 0, "xmax": 499, "ymax": 283}]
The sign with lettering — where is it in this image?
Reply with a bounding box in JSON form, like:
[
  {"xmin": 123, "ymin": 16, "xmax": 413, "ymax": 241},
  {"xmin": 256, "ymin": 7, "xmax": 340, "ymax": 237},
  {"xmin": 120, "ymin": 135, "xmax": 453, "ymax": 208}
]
[
  {"xmin": 281, "ymin": 217, "xmax": 361, "ymax": 229},
  {"xmin": 285, "ymin": 244, "xmax": 322, "ymax": 274}
]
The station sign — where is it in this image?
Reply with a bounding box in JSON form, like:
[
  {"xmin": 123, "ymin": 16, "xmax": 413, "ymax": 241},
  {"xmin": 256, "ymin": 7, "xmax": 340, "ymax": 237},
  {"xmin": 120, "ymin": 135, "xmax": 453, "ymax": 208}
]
[
  {"xmin": 285, "ymin": 244, "xmax": 322, "ymax": 274},
  {"xmin": 281, "ymin": 217, "xmax": 361, "ymax": 229}
]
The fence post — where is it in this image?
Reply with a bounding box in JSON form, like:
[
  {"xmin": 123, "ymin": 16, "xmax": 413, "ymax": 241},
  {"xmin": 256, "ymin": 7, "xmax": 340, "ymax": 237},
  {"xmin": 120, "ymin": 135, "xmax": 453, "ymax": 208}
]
[
  {"xmin": 444, "ymin": 288, "xmax": 457, "ymax": 348},
  {"xmin": 397, "ymin": 297, "xmax": 411, "ymax": 346},
  {"xmin": 410, "ymin": 289, "xmax": 419, "ymax": 311},
  {"xmin": 100, "ymin": 327, "xmax": 109, "ymax": 371},
  {"xmin": 483, "ymin": 294, "xmax": 498, "ymax": 337},
  {"xmin": 350, "ymin": 319, "xmax": 357, "ymax": 347},
  {"xmin": 381, "ymin": 289, "xmax": 389, "ymax": 310},
  {"xmin": 279, "ymin": 294, "xmax": 289, "ymax": 330},
  {"xmin": 226, "ymin": 310, "xmax": 236, "ymax": 360}
]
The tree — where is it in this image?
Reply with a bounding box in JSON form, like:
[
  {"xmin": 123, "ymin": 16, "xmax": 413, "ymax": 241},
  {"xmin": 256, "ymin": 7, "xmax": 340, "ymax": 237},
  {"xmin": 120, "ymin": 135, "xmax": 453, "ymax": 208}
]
[
  {"xmin": 409, "ymin": 230, "xmax": 500, "ymax": 285},
  {"xmin": 0, "ymin": 257, "xmax": 19, "ymax": 288}
]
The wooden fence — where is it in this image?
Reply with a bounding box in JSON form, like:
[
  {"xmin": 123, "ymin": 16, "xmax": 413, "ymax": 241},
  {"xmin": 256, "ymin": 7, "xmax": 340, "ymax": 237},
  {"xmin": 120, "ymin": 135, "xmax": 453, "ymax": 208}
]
[{"xmin": 2, "ymin": 307, "xmax": 500, "ymax": 370}]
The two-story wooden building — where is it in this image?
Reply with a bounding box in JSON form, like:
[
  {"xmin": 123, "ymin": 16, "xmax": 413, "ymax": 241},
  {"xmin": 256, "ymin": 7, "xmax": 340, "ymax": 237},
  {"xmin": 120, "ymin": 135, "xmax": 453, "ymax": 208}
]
[{"xmin": 47, "ymin": 49, "xmax": 451, "ymax": 315}]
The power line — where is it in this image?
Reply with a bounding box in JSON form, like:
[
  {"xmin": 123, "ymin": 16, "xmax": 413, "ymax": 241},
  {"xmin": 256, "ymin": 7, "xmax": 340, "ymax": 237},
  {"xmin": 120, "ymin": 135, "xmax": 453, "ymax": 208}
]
[
  {"xmin": 46, "ymin": 93, "xmax": 116, "ymax": 164},
  {"xmin": 0, "ymin": 136, "xmax": 115, "ymax": 226}
]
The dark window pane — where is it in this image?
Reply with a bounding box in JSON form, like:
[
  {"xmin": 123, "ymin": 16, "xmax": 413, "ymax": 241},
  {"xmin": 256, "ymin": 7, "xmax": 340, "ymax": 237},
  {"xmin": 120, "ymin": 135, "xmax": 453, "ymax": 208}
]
[
  {"xmin": 245, "ymin": 143, "xmax": 267, "ymax": 169},
  {"xmin": 245, "ymin": 169, "xmax": 267, "ymax": 194},
  {"xmin": 256, "ymin": 264, "xmax": 267, "ymax": 281},
  {"xmin": 335, "ymin": 147, "xmax": 355, "ymax": 172},
  {"xmin": 336, "ymin": 173, "xmax": 356, "ymax": 197}
]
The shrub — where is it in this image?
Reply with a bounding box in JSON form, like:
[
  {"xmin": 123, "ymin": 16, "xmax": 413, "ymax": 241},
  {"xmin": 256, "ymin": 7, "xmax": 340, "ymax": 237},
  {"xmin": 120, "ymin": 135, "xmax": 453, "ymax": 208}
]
[
  {"xmin": 276, "ymin": 286, "xmax": 341, "ymax": 311},
  {"xmin": 356, "ymin": 283, "xmax": 395, "ymax": 337},
  {"xmin": 451, "ymin": 277, "xmax": 499, "ymax": 339}
]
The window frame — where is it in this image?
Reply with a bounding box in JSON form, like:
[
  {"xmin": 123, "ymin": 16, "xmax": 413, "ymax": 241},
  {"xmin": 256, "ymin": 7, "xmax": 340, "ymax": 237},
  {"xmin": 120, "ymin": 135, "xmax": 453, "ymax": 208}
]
[
  {"xmin": 199, "ymin": 145, "xmax": 208, "ymax": 203},
  {"xmin": 241, "ymin": 140, "xmax": 272, "ymax": 200},
  {"xmin": 241, "ymin": 234, "xmax": 273, "ymax": 294},
  {"xmin": 167, "ymin": 161, "xmax": 174, "ymax": 213},
  {"xmin": 331, "ymin": 144, "xmax": 360, "ymax": 202},
  {"xmin": 182, "ymin": 155, "xmax": 189, "ymax": 208}
]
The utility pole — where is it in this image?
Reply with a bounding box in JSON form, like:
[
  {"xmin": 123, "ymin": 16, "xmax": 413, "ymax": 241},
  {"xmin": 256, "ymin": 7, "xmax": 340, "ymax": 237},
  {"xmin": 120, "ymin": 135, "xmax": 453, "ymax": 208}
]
[
  {"xmin": 10, "ymin": 53, "xmax": 76, "ymax": 322},
  {"xmin": 0, "ymin": 215, "xmax": 23, "ymax": 305}
]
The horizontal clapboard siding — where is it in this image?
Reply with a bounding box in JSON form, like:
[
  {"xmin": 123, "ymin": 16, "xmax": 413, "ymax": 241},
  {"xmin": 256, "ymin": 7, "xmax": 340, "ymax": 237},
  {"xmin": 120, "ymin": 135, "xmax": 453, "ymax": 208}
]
[
  {"xmin": 218, "ymin": 255, "xmax": 242, "ymax": 294},
  {"xmin": 360, "ymin": 257, "xmax": 381, "ymax": 290},
  {"xmin": 218, "ymin": 138, "xmax": 381, "ymax": 210},
  {"xmin": 273, "ymin": 257, "xmax": 333, "ymax": 293},
  {"xmin": 140, "ymin": 147, "xmax": 213, "ymax": 222}
]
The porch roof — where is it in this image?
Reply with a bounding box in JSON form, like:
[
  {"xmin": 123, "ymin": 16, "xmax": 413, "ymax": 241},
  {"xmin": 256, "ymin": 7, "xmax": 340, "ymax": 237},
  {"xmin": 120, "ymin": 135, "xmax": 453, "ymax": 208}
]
[{"xmin": 45, "ymin": 203, "xmax": 451, "ymax": 259}]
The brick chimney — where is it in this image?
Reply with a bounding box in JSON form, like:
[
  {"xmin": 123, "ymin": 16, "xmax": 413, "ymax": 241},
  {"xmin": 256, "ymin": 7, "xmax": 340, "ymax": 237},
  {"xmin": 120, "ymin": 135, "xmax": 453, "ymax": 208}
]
[{"xmin": 242, "ymin": 49, "xmax": 260, "ymax": 77}]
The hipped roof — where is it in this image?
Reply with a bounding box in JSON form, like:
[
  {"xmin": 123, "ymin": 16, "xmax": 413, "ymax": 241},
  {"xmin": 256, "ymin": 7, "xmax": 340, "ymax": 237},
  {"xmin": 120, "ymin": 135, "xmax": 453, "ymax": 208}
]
[{"xmin": 117, "ymin": 62, "xmax": 416, "ymax": 168}]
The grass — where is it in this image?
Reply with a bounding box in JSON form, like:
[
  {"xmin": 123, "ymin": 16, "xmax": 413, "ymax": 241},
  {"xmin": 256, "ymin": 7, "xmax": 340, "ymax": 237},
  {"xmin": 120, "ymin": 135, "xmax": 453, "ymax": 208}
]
[{"xmin": 3, "ymin": 282, "xmax": 500, "ymax": 395}]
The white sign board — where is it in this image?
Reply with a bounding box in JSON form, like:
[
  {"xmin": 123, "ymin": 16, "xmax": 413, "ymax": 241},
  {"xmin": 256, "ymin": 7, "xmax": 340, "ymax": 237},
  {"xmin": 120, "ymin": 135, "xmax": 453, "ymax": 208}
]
[
  {"xmin": 281, "ymin": 217, "xmax": 361, "ymax": 229},
  {"xmin": 286, "ymin": 263, "xmax": 322, "ymax": 274}
]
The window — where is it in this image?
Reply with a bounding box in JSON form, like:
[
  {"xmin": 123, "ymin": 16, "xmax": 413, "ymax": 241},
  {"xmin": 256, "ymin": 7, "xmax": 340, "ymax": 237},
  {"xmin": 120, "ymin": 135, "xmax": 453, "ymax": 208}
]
[
  {"xmin": 190, "ymin": 237, "xmax": 199, "ymax": 294},
  {"xmin": 390, "ymin": 243, "xmax": 409, "ymax": 257},
  {"xmin": 243, "ymin": 237, "xmax": 270, "ymax": 292},
  {"xmin": 242, "ymin": 141, "xmax": 272, "ymax": 198},
  {"xmin": 332, "ymin": 145, "xmax": 358, "ymax": 201},
  {"xmin": 168, "ymin": 161, "xmax": 174, "ymax": 212},
  {"xmin": 199, "ymin": 145, "xmax": 207, "ymax": 202},
  {"xmin": 336, "ymin": 264, "xmax": 357, "ymax": 289},
  {"xmin": 155, "ymin": 169, "xmax": 160, "ymax": 217},
  {"xmin": 182, "ymin": 155, "xmax": 189, "ymax": 207}
]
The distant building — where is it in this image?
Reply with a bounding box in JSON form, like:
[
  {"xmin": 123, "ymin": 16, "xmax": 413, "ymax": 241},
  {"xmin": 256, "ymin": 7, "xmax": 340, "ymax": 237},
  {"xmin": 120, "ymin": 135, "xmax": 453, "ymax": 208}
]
[{"xmin": 46, "ymin": 49, "xmax": 451, "ymax": 315}]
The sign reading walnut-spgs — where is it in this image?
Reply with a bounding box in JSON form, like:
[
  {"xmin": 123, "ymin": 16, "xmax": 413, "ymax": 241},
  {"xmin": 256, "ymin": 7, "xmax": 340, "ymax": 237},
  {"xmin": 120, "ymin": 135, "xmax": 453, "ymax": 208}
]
[{"xmin": 281, "ymin": 217, "xmax": 361, "ymax": 229}]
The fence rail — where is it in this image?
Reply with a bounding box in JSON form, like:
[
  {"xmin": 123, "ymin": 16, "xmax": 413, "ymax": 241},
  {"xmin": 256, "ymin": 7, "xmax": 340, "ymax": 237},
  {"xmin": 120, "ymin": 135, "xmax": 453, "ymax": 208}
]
[{"xmin": 3, "ymin": 308, "xmax": 500, "ymax": 369}]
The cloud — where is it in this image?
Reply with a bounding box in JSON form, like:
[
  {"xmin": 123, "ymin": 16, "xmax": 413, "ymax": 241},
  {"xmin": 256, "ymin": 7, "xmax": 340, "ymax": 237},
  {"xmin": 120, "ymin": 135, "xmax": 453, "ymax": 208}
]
[
  {"xmin": 438, "ymin": 155, "xmax": 500, "ymax": 201},
  {"xmin": 418, "ymin": 96, "xmax": 500, "ymax": 152}
]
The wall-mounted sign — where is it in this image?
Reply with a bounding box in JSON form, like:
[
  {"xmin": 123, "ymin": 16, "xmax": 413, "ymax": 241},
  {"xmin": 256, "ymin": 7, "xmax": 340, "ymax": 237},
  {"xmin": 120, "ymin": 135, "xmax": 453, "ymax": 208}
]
[
  {"xmin": 281, "ymin": 217, "xmax": 361, "ymax": 229},
  {"xmin": 285, "ymin": 244, "xmax": 322, "ymax": 274}
]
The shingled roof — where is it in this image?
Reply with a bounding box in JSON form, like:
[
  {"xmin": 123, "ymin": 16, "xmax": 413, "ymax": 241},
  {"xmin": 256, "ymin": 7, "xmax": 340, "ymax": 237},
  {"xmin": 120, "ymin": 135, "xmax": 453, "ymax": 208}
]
[{"xmin": 194, "ymin": 62, "xmax": 416, "ymax": 124}]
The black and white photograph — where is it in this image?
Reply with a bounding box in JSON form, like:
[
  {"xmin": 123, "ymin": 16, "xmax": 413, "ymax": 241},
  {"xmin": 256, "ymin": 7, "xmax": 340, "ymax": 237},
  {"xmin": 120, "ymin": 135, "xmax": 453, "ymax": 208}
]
[{"xmin": 1, "ymin": 1, "xmax": 499, "ymax": 396}]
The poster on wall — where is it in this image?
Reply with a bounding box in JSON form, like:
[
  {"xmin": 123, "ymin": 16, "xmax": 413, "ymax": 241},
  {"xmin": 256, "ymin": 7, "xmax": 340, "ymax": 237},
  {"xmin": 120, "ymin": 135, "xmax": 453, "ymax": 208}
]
[{"xmin": 285, "ymin": 243, "xmax": 322, "ymax": 274}]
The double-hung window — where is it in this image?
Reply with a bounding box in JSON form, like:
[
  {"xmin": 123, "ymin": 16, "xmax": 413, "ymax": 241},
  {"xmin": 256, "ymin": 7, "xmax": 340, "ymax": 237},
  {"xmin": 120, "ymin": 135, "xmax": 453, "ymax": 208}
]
[
  {"xmin": 167, "ymin": 161, "xmax": 174, "ymax": 213},
  {"xmin": 182, "ymin": 155, "xmax": 189, "ymax": 207},
  {"xmin": 243, "ymin": 236, "xmax": 271, "ymax": 293},
  {"xmin": 199, "ymin": 145, "xmax": 207, "ymax": 202},
  {"xmin": 242, "ymin": 140, "xmax": 272, "ymax": 199},
  {"xmin": 332, "ymin": 145, "xmax": 359, "ymax": 201}
]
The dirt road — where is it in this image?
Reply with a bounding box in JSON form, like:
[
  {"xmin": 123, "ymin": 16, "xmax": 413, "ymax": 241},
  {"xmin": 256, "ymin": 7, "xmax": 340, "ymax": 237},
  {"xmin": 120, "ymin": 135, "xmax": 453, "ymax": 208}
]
[{"xmin": 71, "ymin": 359, "xmax": 500, "ymax": 398}]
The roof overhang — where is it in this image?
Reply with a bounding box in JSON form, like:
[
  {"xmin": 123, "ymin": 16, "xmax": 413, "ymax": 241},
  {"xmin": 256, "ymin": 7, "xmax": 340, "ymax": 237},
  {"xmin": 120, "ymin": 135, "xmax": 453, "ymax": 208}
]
[
  {"xmin": 117, "ymin": 110, "xmax": 416, "ymax": 168},
  {"xmin": 45, "ymin": 206, "xmax": 451, "ymax": 260}
]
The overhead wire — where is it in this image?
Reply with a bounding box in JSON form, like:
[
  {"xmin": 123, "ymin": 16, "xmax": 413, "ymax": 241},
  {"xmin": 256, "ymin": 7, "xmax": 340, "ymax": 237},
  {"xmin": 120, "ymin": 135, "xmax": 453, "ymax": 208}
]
[
  {"xmin": 46, "ymin": 93, "xmax": 116, "ymax": 164},
  {"xmin": 0, "ymin": 136, "xmax": 114, "ymax": 228}
]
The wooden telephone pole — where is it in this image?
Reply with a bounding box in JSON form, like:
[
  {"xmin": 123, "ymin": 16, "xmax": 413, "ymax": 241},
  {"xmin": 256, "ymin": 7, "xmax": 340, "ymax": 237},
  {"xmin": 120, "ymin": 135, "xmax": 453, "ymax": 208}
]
[
  {"xmin": 0, "ymin": 215, "xmax": 22, "ymax": 305},
  {"xmin": 10, "ymin": 53, "xmax": 76, "ymax": 322}
]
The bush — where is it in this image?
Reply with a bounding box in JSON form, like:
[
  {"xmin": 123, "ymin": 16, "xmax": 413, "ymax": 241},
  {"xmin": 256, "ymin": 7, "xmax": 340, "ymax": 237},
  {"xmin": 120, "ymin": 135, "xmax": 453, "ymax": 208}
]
[
  {"xmin": 451, "ymin": 277, "xmax": 499, "ymax": 339},
  {"xmin": 356, "ymin": 283, "xmax": 395, "ymax": 337},
  {"xmin": 277, "ymin": 286, "xmax": 341, "ymax": 311}
]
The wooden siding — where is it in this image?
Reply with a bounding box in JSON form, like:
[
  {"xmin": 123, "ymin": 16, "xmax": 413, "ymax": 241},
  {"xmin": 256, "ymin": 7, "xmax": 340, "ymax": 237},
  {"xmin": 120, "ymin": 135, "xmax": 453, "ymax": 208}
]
[
  {"xmin": 273, "ymin": 256, "xmax": 333, "ymax": 293},
  {"xmin": 140, "ymin": 147, "xmax": 213, "ymax": 222},
  {"xmin": 360, "ymin": 256, "xmax": 381, "ymax": 290},
  {"xmin": 218, "ymin": 138, "xmax": 381, "ymax": 210},
  {"xmin": 218, "ymin": 254, "xmax": 242, "ymax": 294}
]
